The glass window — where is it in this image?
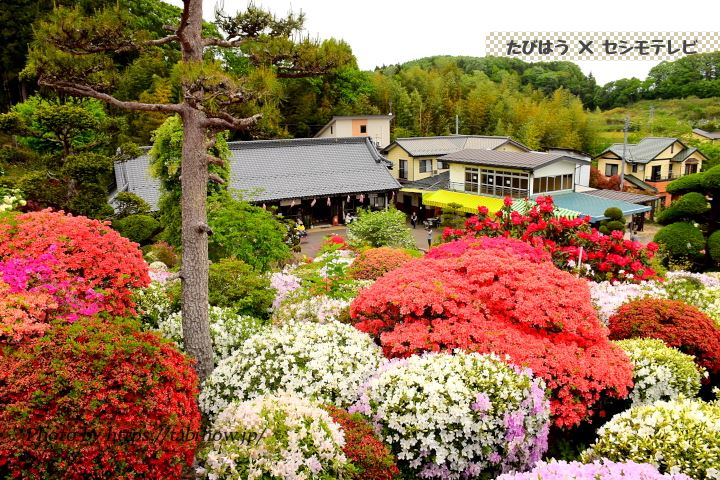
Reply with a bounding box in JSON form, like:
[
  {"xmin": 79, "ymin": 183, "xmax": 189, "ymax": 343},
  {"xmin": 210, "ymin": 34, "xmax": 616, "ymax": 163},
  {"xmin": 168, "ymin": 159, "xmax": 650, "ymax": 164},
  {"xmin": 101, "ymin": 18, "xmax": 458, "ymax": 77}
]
[
  {"xmin": 465, "ymin": 168, "xmax": 479, "ymax": 193},
  {"xmin": 605, "ymin": 163, "xmax": 619, "ymax": 177},
  {"xmin": 419, "ymin": 159, "xmax": 432, "ymax": 173},
  {"xmin": 360, "ymin": 125, "xmax": 367, "ymax": 134},
  {"xmin": 399, "ymin": 159, "xmax": 408, "ymax": 179}
]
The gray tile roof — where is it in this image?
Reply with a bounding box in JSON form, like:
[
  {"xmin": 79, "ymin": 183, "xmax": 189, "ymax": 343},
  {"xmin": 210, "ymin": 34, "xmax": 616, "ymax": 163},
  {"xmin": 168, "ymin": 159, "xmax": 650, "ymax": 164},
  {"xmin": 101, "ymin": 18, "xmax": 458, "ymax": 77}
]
[
  {"xmin": 384, "ymin": 135, "xmax": 529, "ymax": 156},
  {"xmin": 112, "ymin": 137, "xmax": 400, "ymax": 209},
  {"xmin": 401, "ymin": 171, "xmax": 450, "ymax": 191},
  {"xmin": 602, "ymin": 137, "xmax": 681, "ymax": 164},
  {"xmin": 693, "ymin": 128, "xmax": 720, "ymax": 140},
  {"xmin": 583, "ymin": 188, "xmax": 661, "ymax": 204},
  {"xmin": 624, "ymin": 174, "xmax": 658, "ymax": 193},
  {"xmin": 438, "ymin": 149, "xmax": 587, "ymax": 170},
  {"xmin": 671, "ymin": 147, "xmax": 699, "ymax": 163}
]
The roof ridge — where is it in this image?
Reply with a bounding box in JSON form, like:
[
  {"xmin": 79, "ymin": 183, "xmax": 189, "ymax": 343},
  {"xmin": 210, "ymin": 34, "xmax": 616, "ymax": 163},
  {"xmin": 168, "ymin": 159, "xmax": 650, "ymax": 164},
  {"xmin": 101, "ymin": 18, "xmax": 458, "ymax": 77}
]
[{"xmin": 228, "ymin": 137, "xmax": 367, "ymax": 150}]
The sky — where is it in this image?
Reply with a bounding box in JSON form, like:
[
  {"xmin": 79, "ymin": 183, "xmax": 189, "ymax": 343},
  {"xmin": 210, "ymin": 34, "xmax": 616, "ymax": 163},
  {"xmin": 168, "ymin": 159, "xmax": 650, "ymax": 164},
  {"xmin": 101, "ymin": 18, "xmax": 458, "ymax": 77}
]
[{"xmin": 168, "ymin": 0, "xmax": 720, "ymax": 85}]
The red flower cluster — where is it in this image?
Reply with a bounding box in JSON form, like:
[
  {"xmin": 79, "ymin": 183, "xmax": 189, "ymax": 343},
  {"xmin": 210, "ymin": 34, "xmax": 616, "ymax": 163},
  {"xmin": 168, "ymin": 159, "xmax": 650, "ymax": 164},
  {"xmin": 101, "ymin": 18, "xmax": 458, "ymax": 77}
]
[
  {"xmin": 324, "ymin": 406, "xmax": 400, "ymax": 480},
  {"xmin": 428, "ymin": 236, "xmax": 551, "ymax": 263},
  {"xmin": 0, "ymin": 210, "xmax": 150, "ymax": 320},
  {"xmin": 0, "ymin": 317, "xmax": 201, "ymax": 479},
  {"xmin": 609, "ymin": 298, "xmax": 720, "ymax": 376},
  {"xmin": 0, "ymin": 281, "xmax": 55, "ymax": 342},
  {"xmin": 442, "ymin": 196, "xmax": 659, "ymax": 283},
  {"xmin": 350, "ymin": 247, "xmax": 633, "ymax": 428},
  {"xmin": 324, "ymin": 234, "xmax": 349, "ymax": 248},
  {"xmin": 349, "ymin": 247, "xmax": 416, "ymax": 280}
]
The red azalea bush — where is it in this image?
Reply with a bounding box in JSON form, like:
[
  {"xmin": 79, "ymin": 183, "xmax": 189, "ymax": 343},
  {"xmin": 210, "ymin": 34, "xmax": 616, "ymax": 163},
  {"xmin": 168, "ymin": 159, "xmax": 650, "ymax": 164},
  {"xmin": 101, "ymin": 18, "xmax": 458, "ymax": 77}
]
[
  {"xmin": 350, "ymin": 247, "xmax": 633, "ymax": 428},
  {"xmin": 323, "ymin": 234, "xmax": 350, "ymax": 250},
  {"xmin": 0, "ymin": 280, "xmax": 56, "ymax": 342},
  {"xmin": 324, "ymin": 406, "xmax": 400, "ymax": 480},
  {"xmin": 428, "ymin": 235, "xmax": 551, "ymax": 263},
  {"xmin": 0, "ymin": 317, "xmax": 201, "ymax": 479},
  {"xmin": 609, "ymin": 298, "xmax": 720, "ymax": 376},
  {"xmin": 0, "ymin": 210, "xmax": 150, "ymax": 320},
  {"xmin": 349, "ymin": 247, "xmax": 417, "ymax": 280},
  {"xmin": 442, "ymin": 196, "xmax": 659, "ymax": 283}
]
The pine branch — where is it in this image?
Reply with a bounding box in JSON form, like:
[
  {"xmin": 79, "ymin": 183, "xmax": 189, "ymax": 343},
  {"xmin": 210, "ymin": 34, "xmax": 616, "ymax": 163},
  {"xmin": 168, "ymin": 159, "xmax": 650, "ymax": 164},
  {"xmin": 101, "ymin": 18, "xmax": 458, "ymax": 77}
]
[
  {"xmin": 206, "ymin": 154, "xmax": 225, "ymax": 166},
  {"xmin": 202, "ymin": 112, "xmax": 262, "ymax": 130},
  {"xmin": 208, "ymin": 173, "xmax": 226, "ymax": 185},
  {"xmin": 38, "ymin": 80, "xmax": 183, "ymax": 114},
  {"xmin": 203, "ymin": 38, "xmax": 247, "ymax": 48}
]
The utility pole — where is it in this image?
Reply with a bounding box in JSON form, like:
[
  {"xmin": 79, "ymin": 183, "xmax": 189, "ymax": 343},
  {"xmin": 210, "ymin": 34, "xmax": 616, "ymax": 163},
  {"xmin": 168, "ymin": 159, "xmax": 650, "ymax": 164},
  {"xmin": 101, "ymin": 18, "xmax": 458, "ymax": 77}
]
[
  {"xmin": 620, "ymin": 116, "xmax": 629, "ymax": 191},
  {"xmin": 455, "ymin": 114, "xmax": 459, "ymax": 135}
]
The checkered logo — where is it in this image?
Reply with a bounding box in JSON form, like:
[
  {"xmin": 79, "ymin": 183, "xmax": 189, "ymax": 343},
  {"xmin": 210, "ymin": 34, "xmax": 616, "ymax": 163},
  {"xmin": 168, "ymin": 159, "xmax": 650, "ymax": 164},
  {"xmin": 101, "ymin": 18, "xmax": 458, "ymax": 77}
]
[{"xmin": 486, "ymin": 32, "xmax": 719, "ymax": 60}]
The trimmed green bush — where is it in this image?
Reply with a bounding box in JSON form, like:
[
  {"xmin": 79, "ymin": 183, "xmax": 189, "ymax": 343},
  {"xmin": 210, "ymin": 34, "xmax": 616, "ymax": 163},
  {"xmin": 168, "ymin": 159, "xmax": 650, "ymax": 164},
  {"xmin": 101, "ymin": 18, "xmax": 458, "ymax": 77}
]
[
  {"xmin": 709, "ymin": 230, "xmax": 720, "ymax": 265},
  {"xmin": 113, "ymin": 214, "xmax": 160, "ymax": 245},
  {"xmin": 208, "ymin": 258, "xmax": 274, "ymax": 318},
  {"xmin": 653, "ymin": 222, "xmax": 705, "ymax": 261},
  {"xmin": 113, "ymin": 191, "xmax": 151, "ymax": 219},
  {"xmin": 604, "ymin": 207, "xmax": 623, "ymax": 221},
  {"xmin": 657, "ymin": 192, "xmax": 709, "ymax": 225},
  {"xmin": 666, "ymin": 172, "xmax": 705, "ymax": 195}
]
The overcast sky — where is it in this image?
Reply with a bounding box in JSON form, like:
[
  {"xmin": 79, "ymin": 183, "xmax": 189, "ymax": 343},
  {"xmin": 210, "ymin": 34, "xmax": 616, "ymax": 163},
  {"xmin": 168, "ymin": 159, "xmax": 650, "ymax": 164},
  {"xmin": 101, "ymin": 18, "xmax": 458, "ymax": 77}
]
[{"xmin": 168, "ymin": 0, "xmax": 720, "ymax": 85}]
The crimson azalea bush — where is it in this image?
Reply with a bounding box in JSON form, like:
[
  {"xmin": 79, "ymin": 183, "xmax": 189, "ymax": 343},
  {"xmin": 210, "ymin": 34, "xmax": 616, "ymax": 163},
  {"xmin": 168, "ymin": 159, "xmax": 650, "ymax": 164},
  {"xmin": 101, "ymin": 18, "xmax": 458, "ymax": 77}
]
[
  {"xmin": 0, "ymin": 210, "xmax": 150, "ymax": 322},
  {"xmin": 324, "ymin": 405, "xmax": 400, "ymax": 480},
  {"xmin": 348, "ymin": 247, "xmax": 416, "ymax": 280},
  {"xmin": 350, "ymin": 247, "xmax": 633, "ymax": 428},
  {"xmin": 442, "ymin": 196, "xmax": 659, "ymax": 283},
  {"xmin": 609, "ymin": 298, "xmax": 720, "ymax": 376},
  {"xmin": 0, "ymin": 317, "xmax": 201, "ymax": 479}
]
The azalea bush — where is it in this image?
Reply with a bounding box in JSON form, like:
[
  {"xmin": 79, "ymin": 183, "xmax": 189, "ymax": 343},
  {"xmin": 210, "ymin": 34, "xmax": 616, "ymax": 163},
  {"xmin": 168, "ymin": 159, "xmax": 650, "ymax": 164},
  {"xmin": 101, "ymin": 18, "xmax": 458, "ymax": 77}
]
[
  {"xmin": 495, "ymin": 459, "xmax": 692, "ymax": 480},
  {"xmin": 582, "ymin": 398, "xmax": 720, "ymax": 479},
  {"xmin": 609, "ymin": 298, "xmax": 720, "ymax": 376},
  {"xmin": 159, "ymin": 306, "xmax": 265, "ymax": 360},
  {"xmin": 269, "ymin": 269, "xmax": 302, "ymax": 309},
  {"xmin": 664, "ymin": 272, "xmax": 720, "ymax": 326},
  {"xmin": 197, "ymin": 394, "xmax": 349, "ymax": 480},
  {"xmin": 351, "ymin": 247, "xmax": 633, "ymax": 428},
  {"xmin": 324, "ymin": 406, "xmax": 400, "ymax": 480},
  {"xmin": 589, "ymin": 280, "xmax": 667, "ymax": 325},
  {"xmin": 615, "ymin": 338, "xmax": 705, "ymax": 406},
  {"xmin": 133, "ymin": 278, "xmax": 179, "ymax": 330},
  {"xmin": 271, "ymin": 291, "xmax": 352, "ymax": 325},
  {"xmin": 350, "ymin": 352, "xmax": 550, "ymax": 479},
  {"xmin": 442, "ymin": 196, "xmax": 659, "ymax": 283},
  {"xmin": 0, "ymin": 317, "xmax": 201, "ymax": 479},
  {"xmin": 0, "ymin": 210, "xmax": 149, "ymax": 318},
  {"xmin": 0, "ymin": 187, "xmax": 26, "ymax": 212},
  {"xmin": 348, "ymin": 246, "xmax": 417, "ymax": 280},
  {"xmin": 427, "ymin": 235, "xmax": 551, "ymax": 263},
  {"xmin": 199, "ymin": 320, "xmax": 384, "ymax": 420}
]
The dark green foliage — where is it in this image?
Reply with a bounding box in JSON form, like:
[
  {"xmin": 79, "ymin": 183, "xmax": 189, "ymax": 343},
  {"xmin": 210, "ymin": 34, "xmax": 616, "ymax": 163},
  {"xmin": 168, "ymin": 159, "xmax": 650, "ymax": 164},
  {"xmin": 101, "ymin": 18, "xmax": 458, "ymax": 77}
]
[
  {"xmin": 666, "ymin": 172, "xmax": 706, "ymax": 195},
  {"xmin": 654, "ymin": 222, "xmax": 706, "ymax": 262},
  {"xmin": 709, "ymin": 230, "xmax": 720, "ymax": 265},
  {"xmin": 113, "ymin": 214, "xmax": 160, "ymax": 245},
  {"xmin": 440, "ymin": 202, "xmax": 466, "ymax": 229},
  {"xmin": 208, "ymin": 258, "xmax": 274, "ymax": 318},
  {"xmin": 17, "ymin": 171, "xmax": 66, "ymax": 210},
  {"xmin": 604, "ymin": 207, "xmax": 623, "ymax": 221},
  {"xmin": 599, "ymin": 207, "xmax": 625, "ymax": 234},
  {"xmin": 112, "ymin": 191, "xmax": 150, "ymax": 219},
  {"xmin": 207, "ymin": 195, "xmax": 291, "ymax": 271},
  {"xmin": 657, "ymin": 192, "xmax": 709, "ymax": 225},
  {"xmin": 703, "ymin": 164, "xmax": 720, "ymax": 191},
  {"xmin": 67, "ymin": 185, "xmax": 114, "ymax": 219}
]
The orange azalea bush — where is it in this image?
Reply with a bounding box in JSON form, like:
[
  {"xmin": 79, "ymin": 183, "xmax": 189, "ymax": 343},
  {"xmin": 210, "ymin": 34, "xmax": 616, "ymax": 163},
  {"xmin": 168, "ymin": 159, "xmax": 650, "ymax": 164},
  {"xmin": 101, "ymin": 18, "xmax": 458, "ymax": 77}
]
[
  {"xmin": 0, "ymin": 317, "xmax": 201, "ymax": 479},
  {"xmin": 348, "ymin": 247, "xmax": 417, "ymax": 280},
  {"xmin": 350, "ymin": 245, "xmax": 633, "ymax": 428}
]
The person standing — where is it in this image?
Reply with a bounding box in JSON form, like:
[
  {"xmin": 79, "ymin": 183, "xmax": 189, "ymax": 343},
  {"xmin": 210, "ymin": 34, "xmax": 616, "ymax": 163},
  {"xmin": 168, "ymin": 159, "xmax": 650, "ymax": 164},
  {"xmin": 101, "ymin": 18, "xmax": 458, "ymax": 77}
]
[
  {"xmin": 426, "ymin": 228, "xmax": 433, "ymax": 249},
  {"xmin": 410, "ymin": 211, "xmax": 418, "ymax": 229}
]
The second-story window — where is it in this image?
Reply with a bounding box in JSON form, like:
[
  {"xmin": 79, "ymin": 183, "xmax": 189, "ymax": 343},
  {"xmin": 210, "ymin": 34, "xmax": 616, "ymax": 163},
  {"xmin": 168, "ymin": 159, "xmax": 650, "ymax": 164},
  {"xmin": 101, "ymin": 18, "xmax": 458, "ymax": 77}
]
[
  {"xmin": 360, "ymin": 125, "xmax": 367, "ymax": 133},
  {"xmin": 399, "ymin": 160, "xmax": 408, "ymax": 179}
]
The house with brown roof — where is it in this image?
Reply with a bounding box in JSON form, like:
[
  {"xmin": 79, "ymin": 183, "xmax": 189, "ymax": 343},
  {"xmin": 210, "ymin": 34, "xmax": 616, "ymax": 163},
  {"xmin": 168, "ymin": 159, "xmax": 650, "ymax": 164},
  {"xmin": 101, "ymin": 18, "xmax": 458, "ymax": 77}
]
[
  {"xmin": 692, "ymin": 128, "xmax": 720, "ymax": 143},
  {"xmin": 595, "ymin": 137, "xmax": 707, "ymax": 206}
]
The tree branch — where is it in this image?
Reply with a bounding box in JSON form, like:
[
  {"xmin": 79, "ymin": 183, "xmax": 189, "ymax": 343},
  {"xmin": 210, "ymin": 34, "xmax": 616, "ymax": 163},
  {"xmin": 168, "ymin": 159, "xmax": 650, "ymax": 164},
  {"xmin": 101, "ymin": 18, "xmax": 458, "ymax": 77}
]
[
  {"xmin": 208, "ymin": 173, "xmax": 226, "ymax": 185},
  {"xmin": 202, "ymin": 112, "xmax": 262, "ymax": 130},
  {"xmin": 206, "ymin": 154, "xmax": 225, "ymax": 166},
  {"xmin": 202, "ymin": 37, "xmax": 247, "ymax": 48},
  {"xmin": 39, "ymin": 80, "xmax": 183, "ymax": 114}
]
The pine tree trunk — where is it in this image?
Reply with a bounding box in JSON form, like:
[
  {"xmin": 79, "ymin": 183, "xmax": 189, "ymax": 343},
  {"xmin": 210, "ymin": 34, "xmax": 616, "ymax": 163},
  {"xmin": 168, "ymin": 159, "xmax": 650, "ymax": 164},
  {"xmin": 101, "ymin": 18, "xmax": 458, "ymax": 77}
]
[{"xmin": 179, "ymin": 0, "xmax": 214, "ymax": 381}]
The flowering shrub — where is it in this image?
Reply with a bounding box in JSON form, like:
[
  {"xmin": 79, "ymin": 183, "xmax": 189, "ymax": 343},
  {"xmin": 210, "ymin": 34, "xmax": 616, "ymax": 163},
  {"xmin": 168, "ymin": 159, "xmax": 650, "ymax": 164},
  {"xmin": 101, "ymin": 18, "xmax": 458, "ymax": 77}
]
[
  {"xmin": 348, "ymin": 247, "xmax": 416, "ymax": 280},
  {"xmin": 0, "ymin": 187, "xmax": 26, "ymax": 212},
  {"xmin": 428, "ymin": 235, "xmax": 551, "ymax": 263},
  {"xmin": 442, "ymin": 196, "xmax": 659, "ymax": 283},
  {"xmin": 199, "ymin": 320, "xmax": 384, "ymax": 420},
  {"xmin": 609, "ymin": 298, "xmax": 720, "ymax": 375},
  {"xmin": 159, "ymin": 306, "xmax": 265, "ymax": 360},
  {"xmin": 664, "ymin": 272, "xmax": 720, "ymax": 326},
  {"xmin": 0, "ymin": 279, "xmax": 55, "ymax": 341},
  {"xmin": 495, "ymin": 459, "xmax": 692, "ymax": 479},
  {"xmin": 197, "ymin": 394, "xmax": 349, "ymax": 480},
  {"xmin": 350, "ymin": 352, "xmax": 550, "ymax": 479},
  {"xmin": 615, "ymin": 338, "xmax": 705, "ymax": 406},
  {"xmin": 0, "ymin": 317, "xmax": 201, "ymax": 479},
  {"xmin": 272, "ymin": 291, "xmax": 352, "ymax": 325},
  {"xmin": 0, "ymin": 210, "xmax": 150, "ymax": 318},
  {"xmin": 143, "ymin": 240, "xmax": 179, "ymax": 268},
  {"xmin": 582, "ymin": 398, "xmax": 720, "ymax": 479},
  {"xmin": 324, "ymin": 406, "xmax": 400, "ymax": 480},
  {"xmin": 323, "ymin": 233, "xmax": 350, "ymax": 250},
  {"xmin": 590, "ymin": 280, "xmax": 668, "ymax": 325},
  {"xmin": 292, "ymin": 249, "xmax": 363, "ymax": 301},
  {"xmin": 351, "ymin": 247, "xmax": 633, "ymax": 428},
  {"xmin": 270, "ymin": 269, "xmax": 302, "ymax": 309},
  {"xmin": 133, "ymin": 278, "xmax": 180, "ymax": 330}
]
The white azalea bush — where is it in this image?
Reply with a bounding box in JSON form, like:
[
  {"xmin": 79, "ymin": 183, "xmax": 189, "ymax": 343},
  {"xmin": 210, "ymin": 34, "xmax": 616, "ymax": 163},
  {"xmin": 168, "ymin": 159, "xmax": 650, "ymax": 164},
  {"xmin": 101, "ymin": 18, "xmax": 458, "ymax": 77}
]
[
  {"xmin": 663, "ymin": 272, "xmax": 720, "ymax": 327},
  {"xmin": 615, "ymin": 338, "xmax": 706, "ymax": 406},
  {"xmin": 582, "ymin": 398, "xmax": 720, "ymax": 480},
  {"xmin": 271, "ymin": 291, "xmax": 351, "ymax": 325},
  {"xmin": 350, "ymin": 352, "xmax": 550, "ymax": 480},
  {"xmin": 196, "ymin": 394, "xmax": 349, "ymax": 480},
  {"xmin": 200, "ymin": 320, "xmax": 385, "ymax": 420},
  {"xmin": 133, "ymin": 279, "xmax": 178, "ymax": 329},
  {"xmin": 590, "ymin": 280, "xmax": 667, "ymax": 325},
  {"xmin": 495, "ymin": 459, "xmax": 692, "ymax": 479},
  {"xmin": 0, "ymin": 187, "xmax": 26, "ymax": 212},
  {"xmin": 159, "ymin": 306, "xmax": 265, "ymax": 360}
]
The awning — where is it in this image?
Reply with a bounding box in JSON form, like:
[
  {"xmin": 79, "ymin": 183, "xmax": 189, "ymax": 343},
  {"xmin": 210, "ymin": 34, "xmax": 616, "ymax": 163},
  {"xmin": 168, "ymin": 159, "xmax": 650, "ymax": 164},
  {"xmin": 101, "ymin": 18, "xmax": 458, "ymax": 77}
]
[
  {"xmin": 541, "ymin": 192, "xmax": 651, "ymax": 222},
  {"xmin": 511, "ymin": 198, "xmax": 581, "ymax": 219},
  {"xmin": 422, "ymin": 190, "xmax": 505, "ymax": 214},
  {"xmin": 400, "ymin": 188, "xmax": 428, "ymax": 194}
]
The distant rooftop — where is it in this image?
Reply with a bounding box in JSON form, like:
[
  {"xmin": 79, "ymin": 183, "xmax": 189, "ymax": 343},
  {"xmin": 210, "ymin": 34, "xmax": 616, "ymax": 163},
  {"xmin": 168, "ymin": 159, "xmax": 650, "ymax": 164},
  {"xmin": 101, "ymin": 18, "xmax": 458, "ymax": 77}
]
[
  {"xmin": 438, "ymin": 149, "xmax": 588, "ymax": 170},
  {"xmin": 383, "ymin": 135, "xmax": 530, "ymax": 157},
  {"xmin": 693, "ymin": 128, "xmax": 720, "ymax": 140}
]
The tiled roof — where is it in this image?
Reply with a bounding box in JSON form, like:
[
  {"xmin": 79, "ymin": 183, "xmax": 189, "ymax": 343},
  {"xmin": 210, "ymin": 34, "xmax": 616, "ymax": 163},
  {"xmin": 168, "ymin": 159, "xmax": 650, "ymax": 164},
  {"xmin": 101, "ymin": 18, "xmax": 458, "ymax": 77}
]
[
  {"xmin": 112, "ymin": 137, "xmax": 400, "ymax": 209},
  {"xmin": 438, "ymin": 149, "xmax": 587, "ymax": 170},
  {"xmin": 582, "ymin": 189, "xmax": 661, "ymax": 204},
  {"xmin": 693, "ymin": 128, "xmax": 720, "ymax": 140},
  {"xmin": 602, "ymin": 137, "xmax": 680, "ymax": 164},
  {"xmin": 624, "ymin": 174, "xmax": 659, "ymax": 193},
  {"xmin": 384, "ymin": 135, "xmax": 529, "ymax": 156},
  {"xmin": 544, "ymin": 191, "xmax": 651, "ymax": 222},
  {"xmin": 671, "ymin": 147, "xmax": 698, "ymax": 163},
  {"xmin": 401, "ymin": 171, "xmax": 450, "ymax": 191}
]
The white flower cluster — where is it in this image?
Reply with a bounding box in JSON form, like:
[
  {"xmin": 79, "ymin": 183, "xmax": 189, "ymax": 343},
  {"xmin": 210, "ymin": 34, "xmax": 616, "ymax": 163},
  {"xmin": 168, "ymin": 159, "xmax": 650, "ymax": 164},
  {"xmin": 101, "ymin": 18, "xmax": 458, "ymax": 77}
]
[
  {"xmin": 615, "ymin": 339, "xmax": 706, "ymax": 407},
  {"xmin": 199, "ymin": 320, "xmax": 384, "ymax": 420},
  {"xmin": 196, "ymin": 394, "xmax": 349, "ymax": 480},
  {"xmin": 0, "ymin": 189, "xmax": 27, "ymax": 213},
  {"xmin": 271, "ymin": 293, "xmax": 350, "ymax": 325},
  {"xmin": 133, "ymin": 280, "xmax": 177, "ymax": 329},
  {"xmin": 351, "ymin": 352, "xmax": 550, "ymax": 480},
  {"xmin": 590, "ymin": 280, "xmax": 667, "ymax": 325},
  {"xmin": 159, "ymin": 306, "xmax": 264, "ymax": 360},
  {"xmin": 583, "ymin": 398, "xmax": 720, "ymax": 480}
]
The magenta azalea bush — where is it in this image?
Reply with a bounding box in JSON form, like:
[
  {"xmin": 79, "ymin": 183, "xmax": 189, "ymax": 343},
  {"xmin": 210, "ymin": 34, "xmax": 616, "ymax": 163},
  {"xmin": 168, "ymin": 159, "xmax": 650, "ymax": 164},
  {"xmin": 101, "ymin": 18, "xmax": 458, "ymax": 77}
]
[{"xmin": 495, "ymin": 459, "xmax": 692, "ymax": 479}]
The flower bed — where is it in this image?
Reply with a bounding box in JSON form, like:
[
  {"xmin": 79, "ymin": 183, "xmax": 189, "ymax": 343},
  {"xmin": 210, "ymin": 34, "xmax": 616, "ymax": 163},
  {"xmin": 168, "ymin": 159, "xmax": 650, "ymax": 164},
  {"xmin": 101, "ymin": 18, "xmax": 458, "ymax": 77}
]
[
  {"xmin": 199, "ymin": 320, "xmax": 384, "ymax": 420},
  {"xmin": 350, "ymin": 352, "xmax": 549, "ymax": 480},
  {"xmin": 615, "ymin": 338, "xmax": 705, "ymax": 406},
  {"xmin": 197, "ymin": 394, "xmax": 349, "ymax": 480},
  {"xmin": 495, "ymin": 459, "xmax": 692, "ymax": 479},
  {"xmin": 582, "ymin": 398, "xmax": 720, "ymax": 479}
]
